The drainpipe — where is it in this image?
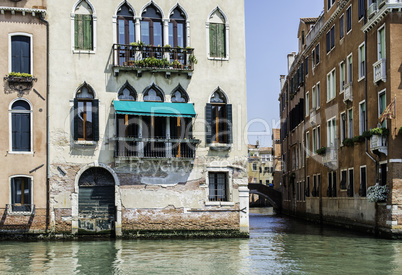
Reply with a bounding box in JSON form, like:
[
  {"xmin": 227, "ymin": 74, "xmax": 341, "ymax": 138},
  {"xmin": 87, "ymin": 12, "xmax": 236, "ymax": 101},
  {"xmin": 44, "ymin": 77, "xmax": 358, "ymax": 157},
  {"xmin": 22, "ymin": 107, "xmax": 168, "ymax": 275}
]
[{"xmin": 39, "ymin": 13, "xmax": 50, "ymax": 233}]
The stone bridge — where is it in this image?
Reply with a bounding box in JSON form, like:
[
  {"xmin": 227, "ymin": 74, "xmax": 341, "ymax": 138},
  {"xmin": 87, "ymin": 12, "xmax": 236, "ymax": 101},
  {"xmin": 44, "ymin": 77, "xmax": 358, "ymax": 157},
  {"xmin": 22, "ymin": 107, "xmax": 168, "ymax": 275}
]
[{"xmin": 248, "ymin": 183, "xmax": 282, "ymax": 212}]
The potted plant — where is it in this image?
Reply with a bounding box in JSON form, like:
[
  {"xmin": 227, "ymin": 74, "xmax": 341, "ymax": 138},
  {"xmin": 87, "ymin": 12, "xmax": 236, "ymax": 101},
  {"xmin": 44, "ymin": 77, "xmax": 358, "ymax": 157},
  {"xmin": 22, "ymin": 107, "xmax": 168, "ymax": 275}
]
[
  {"xmin": 367, "ymin": 183, "xmax": 389, "ymax": 203},
  {"xmin": 189, "ymin": 54, "xmax": 198, "ymax": 65},
  {"xmin": 316, "ymin": 146, "xmax": 326, "ymax": 155},
  {"xmin": 370, "ymin": 127, "xmax": 389, "ymax": 136},
  {"xmin": 6, "ymin": 72, "xmax": 35, "ymax": 82},
  {"xmin": 342, "ymin": 138, "xmax": 354, "ymax": 147}
]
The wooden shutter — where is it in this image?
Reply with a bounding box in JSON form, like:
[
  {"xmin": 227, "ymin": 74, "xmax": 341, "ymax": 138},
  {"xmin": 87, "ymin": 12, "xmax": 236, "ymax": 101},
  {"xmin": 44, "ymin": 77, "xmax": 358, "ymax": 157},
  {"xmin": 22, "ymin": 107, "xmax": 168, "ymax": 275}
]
[
  {"xmin": 205, "ymin": 104, "xmax": 213, "ymax": 144},
  {"xmin": 92, "ymin": 99, "xmax": 99, "ymax": 141},
  {"xmin": 83, "ymin": 15, "xmax": 93, "ymax": 50},
  {"xmin": 209, "ymin": 24, "xmax": 217, "ymax": 57},
  {"xmin": 12, "ymin": 113, "xmax": 30, "ymax": 151},
  {"xmin": 11, "ymin": 36, "xmax": 30, "ymax": 74},
  {"xmin": 226, "ymin": 104, "xmax": 232, "ymax": 144},
  {"xmin": 75, "ymin": 14, "xmax": 83, "ymax": 50},
  {"xmin": 73, "ymin": 98, "xmax": 79, "ymax": 140},
  {"xmin": 217, "ymin": 23, "xmax": 226, "ymax": 58}
]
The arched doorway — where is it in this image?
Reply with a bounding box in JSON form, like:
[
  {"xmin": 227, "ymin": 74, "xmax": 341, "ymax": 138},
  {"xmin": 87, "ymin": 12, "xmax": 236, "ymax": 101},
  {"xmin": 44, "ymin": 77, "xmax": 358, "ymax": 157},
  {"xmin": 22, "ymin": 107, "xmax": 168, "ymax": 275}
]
[{"xmin": 78, "ymin": 167, "xmax": 116, "ymax": 234}]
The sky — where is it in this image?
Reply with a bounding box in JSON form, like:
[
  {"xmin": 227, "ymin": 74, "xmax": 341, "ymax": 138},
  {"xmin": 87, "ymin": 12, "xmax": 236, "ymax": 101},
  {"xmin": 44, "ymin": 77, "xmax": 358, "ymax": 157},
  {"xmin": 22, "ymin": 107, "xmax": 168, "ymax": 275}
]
[{"xmin": 245, "ymin": 0, "xmax": 324, "ymax": 147}]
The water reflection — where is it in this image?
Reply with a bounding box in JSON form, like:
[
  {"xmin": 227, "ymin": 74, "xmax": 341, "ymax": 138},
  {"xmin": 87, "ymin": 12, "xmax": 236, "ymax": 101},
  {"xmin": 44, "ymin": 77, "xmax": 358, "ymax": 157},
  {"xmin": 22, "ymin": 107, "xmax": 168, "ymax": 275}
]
[{"xmin": 0, "ymin": 210, "xmax": 401, "ymax": 274}]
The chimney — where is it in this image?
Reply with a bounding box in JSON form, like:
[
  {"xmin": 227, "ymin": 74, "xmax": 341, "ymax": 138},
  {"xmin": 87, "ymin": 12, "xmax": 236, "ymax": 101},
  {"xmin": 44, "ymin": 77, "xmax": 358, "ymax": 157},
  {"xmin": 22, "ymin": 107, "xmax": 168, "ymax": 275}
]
[
  {"xmin": 287, "ymin": 52, "xmax": 296, "ymax": 74},
  {"xmin": 280, "ymin": 75, "xmax": 286, "ymax": 90},
  {"xmin": 256, "ymin": 140, "xmax": 259, "ymax": 148}
]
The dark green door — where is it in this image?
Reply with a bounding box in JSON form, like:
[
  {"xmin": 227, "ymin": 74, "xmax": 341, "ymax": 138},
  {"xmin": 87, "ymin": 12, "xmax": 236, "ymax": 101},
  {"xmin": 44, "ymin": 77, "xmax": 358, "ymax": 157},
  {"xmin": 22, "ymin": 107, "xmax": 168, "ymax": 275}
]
[{"xmin": 78, "ymin": 167, "xmax": 116, "ymax": 234}]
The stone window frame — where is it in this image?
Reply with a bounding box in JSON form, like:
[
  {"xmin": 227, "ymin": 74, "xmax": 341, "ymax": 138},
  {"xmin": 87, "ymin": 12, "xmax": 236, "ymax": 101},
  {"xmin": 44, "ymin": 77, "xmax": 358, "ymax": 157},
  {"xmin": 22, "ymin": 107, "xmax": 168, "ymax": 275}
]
[
  {"xmin": 8, "ymin": 175, "xmax": 34, "ymax": 216},
  {"xmin": 378, "ymin": 88, "xmax": 387, "ymax": 128},
  {"xmin": 71, "ymin": 0, "xmax": 97, "ymax": 54},
  {"xmin": 205, "ymin": 167, "xmax": 234, "ymax": 206},
  {"xmin": 8, "ymin": 98, "xmax": 33, "ymax": 154},
  {"xmin": 358, "ymin": 42, "xmax": 366, "ymax": 81},
  {"xmin": 327, "ymin": 116, "xmax": 336, "ymax": 148},
  {"xmin": 206, "ymin": 6, "xmax": 230, "ymax": 61},
  {"xmin": 9, "ymin": 32, "xmax": 33, "ymax": 75},
  {"xmin": 340, "ymin": 111, "xmax": 346, "ymax": 145}
]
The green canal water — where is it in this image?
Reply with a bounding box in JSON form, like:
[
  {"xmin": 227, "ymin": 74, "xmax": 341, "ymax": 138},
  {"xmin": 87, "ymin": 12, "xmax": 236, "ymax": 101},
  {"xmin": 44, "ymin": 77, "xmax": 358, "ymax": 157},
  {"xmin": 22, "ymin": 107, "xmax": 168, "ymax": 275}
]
[{"xmin": 1, "ymin": 209, "xmax": 402, "ymax": 274}]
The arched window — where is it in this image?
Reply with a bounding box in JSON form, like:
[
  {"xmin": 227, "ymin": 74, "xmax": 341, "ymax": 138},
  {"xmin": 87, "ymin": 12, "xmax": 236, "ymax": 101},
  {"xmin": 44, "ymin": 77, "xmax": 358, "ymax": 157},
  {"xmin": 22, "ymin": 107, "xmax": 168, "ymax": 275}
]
[
  {"xmin": 207, "ymin": 8, "xmax": 228, "ymax": 59},
  {"xmin": 169, "ymin": 7, "xmax": 186, "ymax": 48},
  {"xmin": 171, "ymin": 85, "xmax": 189, "ymax": 103},
  {"xmin": 74, "ymin": 83, "xmax": 99, "ymax": 141},
  {"xmin": 143, "ymin": 85, "xmax": 164, "ymax": 102},
  {"xmin": 10, "ymin": 34, "xmax": 32, "ymax": 74},
  {"xmin": 206, "ymin": 89, "xmax": 232, "ymax": 144},
  {"xmin": 118, "ymin": 82, "xmax": 136, "ymax": 101},
  {"xmin": 10, "ymin": 176, "xmax": 32, "ymax": 212},
  {"xmin": 10, "ymin": 100, "xmax": 31, "ymax": 152},
  {"xmin": 117, "ymin": 3, "xmax": 135, "ymax": 45},
  {"xmin": 141, "ymin": 4, "xmax": 163, "ymax": 46},
  {"xmin": 73, "ymin": 0, "xmax": 95, "ymax": 51}
]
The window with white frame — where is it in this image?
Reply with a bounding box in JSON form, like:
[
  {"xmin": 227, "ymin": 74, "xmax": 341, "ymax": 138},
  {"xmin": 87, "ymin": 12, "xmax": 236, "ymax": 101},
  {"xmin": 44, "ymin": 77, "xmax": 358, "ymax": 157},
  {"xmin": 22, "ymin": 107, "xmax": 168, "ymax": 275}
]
[
  {"xmin": 348, "ymin": 168, "xmax": 354, "ymax": 197},
  {"xmin": 327, "ymin": 117, "xmax": 336, "ymax": 147},
  {"xmin": 73, "ymin": 0, "xmax": 95, "ymax": 52},
  {"xmin": 341, "ymin": 169, "xmax": 347, "ymax": 190},
  {"xmin": 306, "ymin": 131, "xmax": 310, "ymax": 157},
  {"xmin": 326, "ymin": 25, "xmax": 335, "ymax": 53},
  {"xmin": 316, "ymin": 82, "xmax": 321, "ymax": 108},
  {"xmin": 348, "ymin": 108, "xmax": 353, "ymax": 138},
  {"xmin": 10, "ymin": 176, "xmax": 32, "ymax": 213},
  {"xmin": 312, "ymin": 86, "xmax": 316, "ymax": 109},
  {"xmin": 339, "ymin": 14, "xmax": 344, "ymax": 39},
  {"xmin": 359, "ymin": 101, "xmax": 366, "ymax": 135},
  {"xmin": 340, "ymin": 61, "xmax": 345, "ymax": 92},
  {"xmin": 378, "ymin": 90, "xmax": 386, "ymax": 128},
  {"xmin": 208, "ymin": 8, "xmax": 228, "ymax": 59},
  {"xmin": 315, "ymin": 44, "xmax": 320, "ymax": 65},
  {"xmin": 306, "ymin": 92, "xmax": 310, "ymax": 116},
  {"xmin": 317, "ymin": 126, "xmax": 321, "ymax": 149},
  {"xmin": 340, "ymin": 112, "xmax": 346, "ymax": 143},
  {"xmin": 313, "ymin": 128, "xmax": 317, "ymax": 153},
  {"xmin": 10, "ymin": 34, "xmax": 32, "ymax": 74},
  {"xmin": 208, "ymin": 172, "xmax": 228, "ymax": 201},
  {"xmin": 10, "ymin": 100, "xmax": 32, "ymax": 152},
  {"xmin": 327, "ymin": 68, "xmax": 336, "ymax": 101},
  {"xmin": 347, "ymin": 54, "xmax": 352, "ymax": 84},
  {"xmin": 346, "ymin": 5, "xmax": 352, "ymax": 33},
  {"xmin": 359, "ymin": 43, "xmax": 365, "ymax": 79},
  {"xmin": 377, "ymin": 25, "xmax": 386, "ymax": 60},
  {"xmin": 360, "ymin": 166, "xmax": 367, "ymax": 197},
  {"xmin": 252, "ymin": 163, "xmax": 257, "ymax": 171}
]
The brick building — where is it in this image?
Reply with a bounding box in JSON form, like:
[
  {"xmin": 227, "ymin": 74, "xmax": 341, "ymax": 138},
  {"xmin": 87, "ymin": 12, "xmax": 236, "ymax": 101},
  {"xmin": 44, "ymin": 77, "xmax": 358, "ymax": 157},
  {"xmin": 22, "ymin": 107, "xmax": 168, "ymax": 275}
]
[{"xmin": 279, "ymin": 0, "xmax": 402, "ymax": 237}]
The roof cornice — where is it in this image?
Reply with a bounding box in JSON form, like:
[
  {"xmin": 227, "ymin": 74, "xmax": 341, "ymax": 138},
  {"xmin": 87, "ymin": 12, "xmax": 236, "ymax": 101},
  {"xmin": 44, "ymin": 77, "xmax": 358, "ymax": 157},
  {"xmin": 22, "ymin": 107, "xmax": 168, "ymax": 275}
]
[{"xmin": 0, "ymin": 6, "xmax": 46, "ymax": 16}]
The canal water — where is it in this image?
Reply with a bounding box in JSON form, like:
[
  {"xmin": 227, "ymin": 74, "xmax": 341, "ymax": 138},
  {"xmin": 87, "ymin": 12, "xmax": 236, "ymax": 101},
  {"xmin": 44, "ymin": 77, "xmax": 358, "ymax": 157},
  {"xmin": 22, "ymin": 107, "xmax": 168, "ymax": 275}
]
[{"xmin": 1, "ymin": 209, "xmax": 402, "ymax": 274}]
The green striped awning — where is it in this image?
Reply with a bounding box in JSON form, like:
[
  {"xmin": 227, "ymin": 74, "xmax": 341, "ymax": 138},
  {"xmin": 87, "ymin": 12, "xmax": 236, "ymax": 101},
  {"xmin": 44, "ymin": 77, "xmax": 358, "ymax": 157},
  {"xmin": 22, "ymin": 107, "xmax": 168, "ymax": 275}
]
[{"xmin": 113, "ymin": 100, "xmax": 196, "ymax": 118}]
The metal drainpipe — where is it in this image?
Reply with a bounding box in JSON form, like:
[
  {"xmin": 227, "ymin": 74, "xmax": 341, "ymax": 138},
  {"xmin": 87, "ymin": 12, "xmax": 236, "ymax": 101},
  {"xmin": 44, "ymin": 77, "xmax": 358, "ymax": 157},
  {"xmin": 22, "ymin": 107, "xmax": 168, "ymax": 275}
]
[{"xmin": 39, "ymin": 13, "xmax": 50, "ymax": 233}]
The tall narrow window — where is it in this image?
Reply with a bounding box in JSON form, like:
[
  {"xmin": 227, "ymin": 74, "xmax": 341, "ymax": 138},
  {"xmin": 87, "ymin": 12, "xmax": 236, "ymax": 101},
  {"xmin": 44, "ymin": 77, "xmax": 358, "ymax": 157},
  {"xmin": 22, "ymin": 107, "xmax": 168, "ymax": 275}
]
[
  {"xmin": 317, "ymin": 126, "xmax": 321, "ymax": 150},
  {"xmin": 358, "ymin": 0, "xmax": 365, "ymax": 20},
  {"xmin": 74, "ymin": 1, "xmax": 94, "ymax": 51},
  {"xmin": 348, "ymin": 109, "xmax": 353, "ymax": 138},
  {"xmin": 169, "ymin": 7, "xmax": 186, "ymax": 48},
  {"xmin": 327, "ymin": 69, "xmax": 336, "ymax": 101},
  {"xmin": 141, "ymin": 4, "xmax": 163, "ymax": 46},
  {"xmin": 313, "ymin": 128, "xmax": 317, "ymax": 153},
  {"xmin": 360, "ymin": 167, "xmax": 367, "ymax": 197},
  {"xmin": 11, "ymin": 35, "xmax": 31, "ymax": 74},
  {"xmin": 306, "ymin": 132, "xmax": 310, "ymax": 157},
  {"xmin": 326, "ymin": 26, "xmax": 335, "ymax": 53},
  {"xmin": 348, "ymin": 169, "xmax": 354, "ymax": 197},
  {"xmin": 346, "ymin": 6, "xmax": 352, "ymax": 32},
  {"xmin": 306, "ymin": 92, "xmax": 310, "ymax": 116},
  {"xmin": 74, "ymin": 84, "xmax": 99, "ymax": 141},
  {"xmin": 347, "ymin": 54, "xmax": 353, "ymax": 84},
  {"xmin": 378, "ymin": 26, "xmax": 386, "ymax": 60},
  {"xmin": 339, "ymin": 15, "xmax": 344, "ymax": 39},
  {"xmin": 340, "ymin": 61, "xmax": 345, "ymax": 92},
  {"xmin": 11, "ymin": 100, "xmax": 31, "ymax": 152},
  {"xmin": 117, "ymin": 3, "xmax": 135, "ymax": 45},
  {"xmin": 359, "ymin": 43, "xmax": 365, "ymax": 79},
  {"xmin": 209, "ymin": 172, "xmax": 228, "ymax": 201},
  {"xmin": 341, "ymin": 113, "xmax": 346, "ymax": 143},
  {"xmin": 359, "ymin": 101, "xmax": 366, "ymax": 135},
  {"xmin": 379, "ymin": 91, "xmax": 386, "ymax": 128},
  {"xmin": 316, "ymin": 83, "xmax": 321, "ymax": 108},
  {"xmin": 341, "ymin": 170, "xmax": 347, "ymax": 190},
  {"xmin": 206, "ymin": 90, "xmax": 232, "ymax": 144},
  {"xmin": 209, "ymin": 9, "xmax": 227, "ymax": 58},
  {"xmin": 10, "ymin": 177, "xmax": 32, "ymax": 212},
  {"xmin": 327, "ymin": 118, "xmax": 336, "ymax": 147},
  {"xmin": 315, "ymin": 44, "xmax": 320, "ymax": 64}
]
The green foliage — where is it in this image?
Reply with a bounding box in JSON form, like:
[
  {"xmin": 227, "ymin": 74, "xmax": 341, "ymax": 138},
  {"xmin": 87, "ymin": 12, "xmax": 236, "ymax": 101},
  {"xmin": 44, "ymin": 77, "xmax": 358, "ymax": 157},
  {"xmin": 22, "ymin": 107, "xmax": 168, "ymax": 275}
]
[
  {"xmin": 316, "ymin": 147, "xmax": 326, "ymax": 155},
  {"xmin": 164, "ymin": 44, "xmax": 171, "ymax": 48},
  {"xmin": 130, "ymin": 41, "xmax": 145, "ymax": 47},
  {"xmin": 362, "ymin": 131, "xmax": 372, "ymax": 139},
  {"xmin": 134, "ymin": 57, "xmax": 171, "ymax": 68},
  {"xmin": 343, "ymin": 138, "xmax": 354, "ymax": 147},
  {"xmin": 8, "ymin": 72, "xmax": 32, "ymax": 78},
  {"xmin": 370, "ymin": 127, "xmax": 389, "ymax": 136},
  {"xmin": 352, "ymin": 135, "xmax": 365, "ymax": 143},
  {"xmin": 189, "ymin": 54, "xmax": 198, "ymax": 64}
]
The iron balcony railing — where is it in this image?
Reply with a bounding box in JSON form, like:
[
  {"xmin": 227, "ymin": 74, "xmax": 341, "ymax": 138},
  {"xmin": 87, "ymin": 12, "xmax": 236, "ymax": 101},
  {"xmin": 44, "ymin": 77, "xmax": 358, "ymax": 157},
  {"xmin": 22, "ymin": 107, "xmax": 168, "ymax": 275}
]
[
  {"xmin": 113, "ymin": 137, "xmax": 200, "ymax": 159},
  {"xmin": 112, "ymin": 44, "xmax": 195, "ymax": 70}
]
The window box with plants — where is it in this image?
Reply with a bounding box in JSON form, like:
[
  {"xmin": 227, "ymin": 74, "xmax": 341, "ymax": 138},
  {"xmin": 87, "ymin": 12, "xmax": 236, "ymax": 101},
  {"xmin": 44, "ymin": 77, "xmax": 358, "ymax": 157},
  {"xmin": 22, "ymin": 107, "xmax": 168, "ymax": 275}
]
[
  {"xmin": 370, "ymin": 127, "xmax": 388, "ymax": 155},
  {"xmin": 316, "ymin": 146, "xmax": 326, "ymax": 155},
  {"xmin": 5, "ymin": 72, "xmax": 36, "ymax": 83}
]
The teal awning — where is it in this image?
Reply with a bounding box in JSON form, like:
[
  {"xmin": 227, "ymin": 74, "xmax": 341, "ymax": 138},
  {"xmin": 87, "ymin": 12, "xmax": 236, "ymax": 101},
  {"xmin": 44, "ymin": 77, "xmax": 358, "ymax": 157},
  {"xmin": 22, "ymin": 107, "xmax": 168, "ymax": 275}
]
[{"xmin": 113, "ymin": 100, "xmax": 196, "ymax": 118}]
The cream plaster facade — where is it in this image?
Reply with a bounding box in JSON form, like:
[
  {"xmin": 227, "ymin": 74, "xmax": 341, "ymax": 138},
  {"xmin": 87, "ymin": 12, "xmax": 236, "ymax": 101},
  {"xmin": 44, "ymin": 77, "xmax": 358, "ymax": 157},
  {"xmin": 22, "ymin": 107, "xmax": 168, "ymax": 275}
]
[{"xmin": 47, "ymin": 0, "xmax": 248, "ymax": 236}]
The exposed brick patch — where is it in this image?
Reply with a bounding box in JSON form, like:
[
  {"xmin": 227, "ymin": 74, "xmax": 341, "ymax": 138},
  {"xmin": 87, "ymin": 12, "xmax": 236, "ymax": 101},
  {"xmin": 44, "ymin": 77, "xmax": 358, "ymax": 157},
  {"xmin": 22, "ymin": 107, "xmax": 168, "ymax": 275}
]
[
  {"xmin": 0, "ymin": 208, "xmax": 47, "ymax": 232},
  {"xmin": 54, "ymin": 208, "xmax": 72, "ymax": 232}
]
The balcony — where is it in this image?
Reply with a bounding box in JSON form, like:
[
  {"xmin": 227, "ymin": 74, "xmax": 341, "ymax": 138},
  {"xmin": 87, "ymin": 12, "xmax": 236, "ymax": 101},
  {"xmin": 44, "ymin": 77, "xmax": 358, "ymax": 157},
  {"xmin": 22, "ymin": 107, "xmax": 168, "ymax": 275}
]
[
  {"xmin": 363, "ymin": 1, "xmax": 402, "ymax": 32},
  {"xmin": 370, "ymin": 135, "xmax": 388, "ymax": 155},
  {"xmin": 323, "ymin": 147, "xmax": 337, "ymax": 169},
  {"xmin": 343, "ymin": 83, "xmax": 353, "ymax": 103},
  {"xmin": 112, "ymin": 44, "xmax": 195, "ymax": 78},
  {"xmin": 373, "ymin": 58, "xmax": 386, "ymax": 83},
  {"xmin": 113, "ymin": 137, "xmax": 200, "ymax": 162},
  {"xmin": 368, "ymin": 2, "xmax": 378, "ymax": 18}
]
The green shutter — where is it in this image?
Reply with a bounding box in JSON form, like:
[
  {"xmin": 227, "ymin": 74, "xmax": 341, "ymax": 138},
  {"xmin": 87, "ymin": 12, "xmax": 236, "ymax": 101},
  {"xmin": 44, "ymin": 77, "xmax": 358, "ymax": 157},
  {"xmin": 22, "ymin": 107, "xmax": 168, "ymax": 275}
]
[
  {"xmin": 73, "ymin": 98, "xmax": 79, "ymax": 140},
  {"xmin": 74, "ymin": 15, "xmax": 80, "ymax": 50},
  {"xmin": 93, "ymin": 99, "xmax": 99, "ymax": 141},
  {"xmin": 226, "ymin": 104, "xmax": 233, "ymax": 144},
  {"xmin": 83, "ymin": 15, "xmax": 93, "ymax": 50},
  {"xmin": 217, "ymin": 23, "xmax": 225, "ymax": 58},
  {"xmin": 209, "ymin": 24, "xmax": 217, "ymax": 57},
  {"xmin": 75, "ymin": 14, "xmax": 84, "ymax": 50},
  {"xmin": 205, "ymin": 104, "xmax": 212, "ymax": 144}
]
